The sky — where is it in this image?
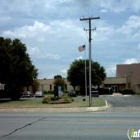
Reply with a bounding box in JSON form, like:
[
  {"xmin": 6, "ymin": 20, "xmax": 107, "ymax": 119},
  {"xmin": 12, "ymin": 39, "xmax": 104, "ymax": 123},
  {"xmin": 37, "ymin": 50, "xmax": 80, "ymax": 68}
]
[{"xmin": 0, "ymin": 0, "xmax": 140, "ymax": 79}]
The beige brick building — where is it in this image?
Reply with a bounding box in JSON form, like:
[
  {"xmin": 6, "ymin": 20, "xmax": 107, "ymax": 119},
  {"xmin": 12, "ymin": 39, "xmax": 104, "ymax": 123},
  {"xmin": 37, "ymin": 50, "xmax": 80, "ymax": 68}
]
[
  {"xmin": 37, "ymin": 79, "xmax": 74, "ymax": 91},
  {"xmin": 36, "ymin": 63, "xmax": 140, "ymax": 93}
]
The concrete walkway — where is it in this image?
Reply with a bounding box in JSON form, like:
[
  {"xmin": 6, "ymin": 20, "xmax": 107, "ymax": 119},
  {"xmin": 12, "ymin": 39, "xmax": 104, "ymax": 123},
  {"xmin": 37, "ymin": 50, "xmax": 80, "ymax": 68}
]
[
  {"xmin": 0, "ymin": 100, "xmax": 109, "ymax": 113},
  {"xmin": 113, "ymin": 93, "xmax": 124, "ymax": 96}
]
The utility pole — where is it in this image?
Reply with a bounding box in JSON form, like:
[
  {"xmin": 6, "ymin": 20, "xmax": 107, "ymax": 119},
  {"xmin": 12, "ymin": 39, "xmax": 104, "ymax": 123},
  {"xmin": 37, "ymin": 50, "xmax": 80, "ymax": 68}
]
[{"xmin": 80, "ymin": 16, "xmax": 100, "ymax": 107}]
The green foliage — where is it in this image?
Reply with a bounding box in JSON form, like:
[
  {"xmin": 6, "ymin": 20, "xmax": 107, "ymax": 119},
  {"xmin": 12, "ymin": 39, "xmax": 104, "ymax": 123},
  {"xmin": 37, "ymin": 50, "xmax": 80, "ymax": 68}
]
[
  {"xmin": 0, "ymin": 37, "xmax": 38, "ymax": 99},
  {"xmin": 53, "ymin": 78, "xmax": 65, "ymax": 90},
  {"xmin": 42, "ymin": 95, "xmax": 74, "ymax": 104},
  {"xmin": 47, "ymin": 90, "xmax": 54, "ymax": 94},
  {"xmin": 0, "ymin": 37, "xmax": 38, "ymax": 89},
  {"xmin": 75, "ymin": 90, "xmax": 80, "ymax": 94},
  {"xmin": 63, "ymin": 90, "xmax": 69, "ymax": 93},
  {"xmin": 99, "ymin": 88, "xmax": 113, "ymax": 95},
  {"xmin": 54, "ymin": 75, "xmax": 62, "ymax": 79},
  {"xmin": 137, "ymin": 92, "xmax": 140, "ymax": 95},
  {"xmin": 122, "ymin": 89, "xmax": 134, "ymax": 94},
  {"xmin": 32, "ymin": 80, "xmax": 40, "ymax": 94},
  {"xmin": 67, "ymin": 59, "xmax": 106, "ymax": 88},
  {"xmin": 42, "ymin": 90, "xmax": 48, "ymax": 94}
]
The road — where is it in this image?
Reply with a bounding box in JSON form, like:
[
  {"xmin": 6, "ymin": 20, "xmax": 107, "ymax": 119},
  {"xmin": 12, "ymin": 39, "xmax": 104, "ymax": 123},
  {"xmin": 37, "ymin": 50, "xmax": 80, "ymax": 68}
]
[
  {"xmin": 0, "ymin": 95, "xmax": 140, "ymax": 140},
  {"xmin": 0, "ymin": 112, "xmax": 140, "ymax": 140}
]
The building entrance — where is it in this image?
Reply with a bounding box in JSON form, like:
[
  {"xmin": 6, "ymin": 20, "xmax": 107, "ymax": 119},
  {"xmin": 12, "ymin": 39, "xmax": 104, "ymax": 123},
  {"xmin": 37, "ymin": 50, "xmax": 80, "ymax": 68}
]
[{"xmin": 111, "ymin": 85, "xmax": 119, "ymax": 93}]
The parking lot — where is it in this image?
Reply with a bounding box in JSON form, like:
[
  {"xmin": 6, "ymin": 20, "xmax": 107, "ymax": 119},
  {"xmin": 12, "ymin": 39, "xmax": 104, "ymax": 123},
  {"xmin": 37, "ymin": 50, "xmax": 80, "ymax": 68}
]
[{"xmin": 102, "ymin": 95, "xmax": 140, "ymax": 112}]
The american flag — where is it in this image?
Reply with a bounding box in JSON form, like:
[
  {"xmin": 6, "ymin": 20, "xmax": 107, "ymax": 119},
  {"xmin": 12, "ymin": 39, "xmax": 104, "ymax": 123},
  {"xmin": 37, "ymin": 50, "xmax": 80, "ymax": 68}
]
[{"xmin": 78, "ymin": 45, "xmax": 85, "ymax": 52}]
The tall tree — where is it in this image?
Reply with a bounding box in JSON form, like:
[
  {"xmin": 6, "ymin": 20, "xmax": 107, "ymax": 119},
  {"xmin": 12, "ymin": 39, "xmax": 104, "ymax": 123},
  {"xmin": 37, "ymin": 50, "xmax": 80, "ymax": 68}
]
[
  {"xmin": 67, "ymin": 59, "xmax": 106, "ymax": 88},
  {"xmin": 32, "ymin": 80, "xmax": 40, "ymax": 94},
  {"xmin": 54, "ymin": 75, "xmax": 62, "ymax": 79},
  {"xmin": 0, "ymin": 37, "xmax": 38, "ymax": 98},
  {"xmin": 53, "ymin": 78, "xmax": 65, "ymax": 90},
  {"xmin": 53, "ymin": 75, "xmax": 65, "ymax": 91}
]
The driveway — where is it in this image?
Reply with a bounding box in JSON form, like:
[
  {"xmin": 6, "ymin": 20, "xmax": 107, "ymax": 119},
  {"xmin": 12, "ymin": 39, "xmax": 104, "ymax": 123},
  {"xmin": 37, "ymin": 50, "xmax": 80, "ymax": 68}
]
[{"xmin": 102, "ymin": 95, "xmax": 140, "ymax": 112}]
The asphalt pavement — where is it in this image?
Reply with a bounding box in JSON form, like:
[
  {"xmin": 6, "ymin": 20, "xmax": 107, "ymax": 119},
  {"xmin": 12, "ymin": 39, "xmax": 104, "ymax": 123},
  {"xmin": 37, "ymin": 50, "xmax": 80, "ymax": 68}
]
[
  {"xmin": 0, "ymin": 112, "xmax": 140, "ymax": 140},
  {"xmin": 0, "ymin": 95, "xmax": 140, "ymax": 139},
  {"xmin": 102, "ymin": 94, "xmax": 140, "ymax": 112}
]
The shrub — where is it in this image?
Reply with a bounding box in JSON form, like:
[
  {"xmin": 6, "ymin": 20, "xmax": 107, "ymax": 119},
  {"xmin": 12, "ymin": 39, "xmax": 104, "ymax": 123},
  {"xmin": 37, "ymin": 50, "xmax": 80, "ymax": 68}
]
[
  {"xmin": 63, "ymin": 90, "xmax": 69, "ymax": 93},
  {"xmin": 47, "ymin": 90, "xmax": 54, "ymax": 94},
  {"xmin": 42, "ymin": 90, "xmax": 47, "ymax": 95},
  {"xmin": 99, "ymin": 88, "xmax": 113, "ymax": 95},
  {"xmin": 122, "ymin": 89, "xmax": 134, "ymax": 95},
  {"xmin": 42, "ymin": 95, "xmax": 74, "ymax": 104},
  {"xmin": 137, "ymin": 92, "xmax": 140, "ymax": 95},
  {"xmin": 75, "ymin": 90, "xmax": 80, "ymax": 94}
]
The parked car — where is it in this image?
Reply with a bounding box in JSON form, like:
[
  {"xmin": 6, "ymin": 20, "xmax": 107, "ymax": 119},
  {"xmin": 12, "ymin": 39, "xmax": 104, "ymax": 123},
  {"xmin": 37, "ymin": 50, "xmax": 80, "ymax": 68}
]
[
  {"xmin": 22, "ymin": 91, "xmax": 32, "ymax": 98},
  {"xmin": 91, "ymin": 88, "xmax": 99, "ymax": 97},
  {"xmin": 69, "ymin": 90, "xmax": 77, "ymax": 97},
  {"xmin": 35, "ymin": 91, "xmax": 44, "ymax": 97}
]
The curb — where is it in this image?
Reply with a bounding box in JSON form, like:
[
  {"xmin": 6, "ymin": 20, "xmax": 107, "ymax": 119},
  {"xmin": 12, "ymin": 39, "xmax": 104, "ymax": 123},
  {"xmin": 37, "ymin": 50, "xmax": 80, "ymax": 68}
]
[{"xmin": 0, "ymin": 100, "xmax": 109, "ymax": 113}]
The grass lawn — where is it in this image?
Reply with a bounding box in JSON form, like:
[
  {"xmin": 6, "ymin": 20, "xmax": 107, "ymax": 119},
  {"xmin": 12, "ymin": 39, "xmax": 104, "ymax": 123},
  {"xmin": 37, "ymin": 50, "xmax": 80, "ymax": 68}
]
[{"xmin": 0, "ymin": 96, "xmax": 106, "ymax": 109}]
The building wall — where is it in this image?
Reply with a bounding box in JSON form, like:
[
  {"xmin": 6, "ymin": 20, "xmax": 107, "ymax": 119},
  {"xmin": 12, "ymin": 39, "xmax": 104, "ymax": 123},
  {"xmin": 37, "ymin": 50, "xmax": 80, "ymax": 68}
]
[
  {"xmin": 104, "ymin": 77, "xmax": 126, "ymax": 84},
  {"xmin": 37, "ymin": 79, "xmax": 74, "ymax": 91},
  {"xmin": 36, "ymin": 63, "xmax": 140, "ymax": 93},
  {"xmin": 134, "ymin": 84, "xmax": 140, "ymax": 93}
]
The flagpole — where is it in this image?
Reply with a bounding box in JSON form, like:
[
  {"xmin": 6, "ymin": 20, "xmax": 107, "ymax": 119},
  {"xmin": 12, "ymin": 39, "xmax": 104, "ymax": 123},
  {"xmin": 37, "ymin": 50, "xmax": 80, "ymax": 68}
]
[{"xmin": 85, "ymin": 44, "xmax": 87, "ymax": 101}]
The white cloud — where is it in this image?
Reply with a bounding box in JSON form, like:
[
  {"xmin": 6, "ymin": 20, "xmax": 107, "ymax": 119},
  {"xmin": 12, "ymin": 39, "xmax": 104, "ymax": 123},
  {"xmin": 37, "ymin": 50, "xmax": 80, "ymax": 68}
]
[
  {"xmin": 47, "ymin": 73, "xmax": 55, "ymax": 79},
  {"xmin": 2, "ymin": 21, "xmax": 50, "ymax": 39},
  {"xmin": 124, "ymin": 58, "xmax": 139, "ymax": 64},
  {"xmin": 37, "ymin": 37, "xmax": 45, "ymax": 42},
  {"xmin": 100, "ymin": 9, "xmax": 108, "ymax": 13},
  {"xmin": 133, "ymin": 30, "xmax": 140, "ymax": 39},
  {"xmin": 28, "ymin": 47, "xmax": 39, "ymax": 55},
  {"xmin": 99, "ymin": 0, "xmax": 140, "ymax": 13},
  {"xmin": 28, "ymin": 47, "xmax": 60, "ymax": 60},
  {"xmin": 92, "ymin": 20, "xmax": 115, "ymax": 41},
  {"xmin": 138, "ymin": 43, "xmax": 140, "ymax": 49},
  {"xmin": 60, "ymin": 68, "xmax": 68, "ymax": 78},
  {"xmin": 1, "ymin": 19, "xmax": 84, "ymax": 42},
  {"xmin": 43, "ymin": 53, "xmax": 60, "ymax": 60},
  {"xmin": 60, "ymin": 68, "xmax": 68, "ymax": 74},
  {"xmin": 116, "ymin": 15, "xmax": 140, "ymax": 35},
  {"xmin": 0, "ymin": 16, "xmax": 11, "ymax": 25},
  {"xmin": 77, "ymin": 56, "xmax": 83, "ymax": 60},
  {"xmin": 106, "ymin": 65, "xmax": 116, "ymax": 77}
]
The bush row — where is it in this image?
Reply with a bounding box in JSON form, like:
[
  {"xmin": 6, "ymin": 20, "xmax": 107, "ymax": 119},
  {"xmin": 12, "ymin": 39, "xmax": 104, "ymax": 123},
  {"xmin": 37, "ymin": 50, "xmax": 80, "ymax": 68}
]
[{"xmin": 121, "ymin": 89, "xmax": 134, "ymax": 95}]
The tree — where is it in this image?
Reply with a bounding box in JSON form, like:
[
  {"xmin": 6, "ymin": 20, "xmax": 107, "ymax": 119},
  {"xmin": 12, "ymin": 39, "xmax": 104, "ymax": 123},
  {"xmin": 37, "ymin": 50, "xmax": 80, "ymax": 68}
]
[
  {"xmin": 53, "ymin": 78, "xmax": 65, "ymax": 91},
  {"xmin": 32, "ymin": 80, "xmax": 40, "ymax": 94},
  {"xmin": 54, "ymin": 75, "xmax": 62, "ymax": 79},
  {"xmin": 0, "ymin": 37, "xmax": 38, "ymax": 98},
  {"xmin": 67, "ymin": 59, "xmax": 106, "ymax": 88}
]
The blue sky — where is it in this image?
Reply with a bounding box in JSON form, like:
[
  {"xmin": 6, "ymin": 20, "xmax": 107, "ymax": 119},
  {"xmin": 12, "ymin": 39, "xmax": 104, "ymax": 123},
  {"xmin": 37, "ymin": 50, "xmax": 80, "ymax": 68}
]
[{"xmin": 0, "ymin": 0, "xmax": 140, "ymax": 79}]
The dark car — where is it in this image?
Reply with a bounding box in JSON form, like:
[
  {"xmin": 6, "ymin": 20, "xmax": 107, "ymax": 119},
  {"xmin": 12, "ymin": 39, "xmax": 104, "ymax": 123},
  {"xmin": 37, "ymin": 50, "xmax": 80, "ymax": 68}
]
[
  {"xmin": 91, "ymin": 88, "xmax": 99, "ymax": 97},
  {"xmin": 22, "ymin": 91, "xmax": 32, "ymax": 98},
  {"xmin": 69, "ymin": 90, "xmax": 77, "ymax": 97}
]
